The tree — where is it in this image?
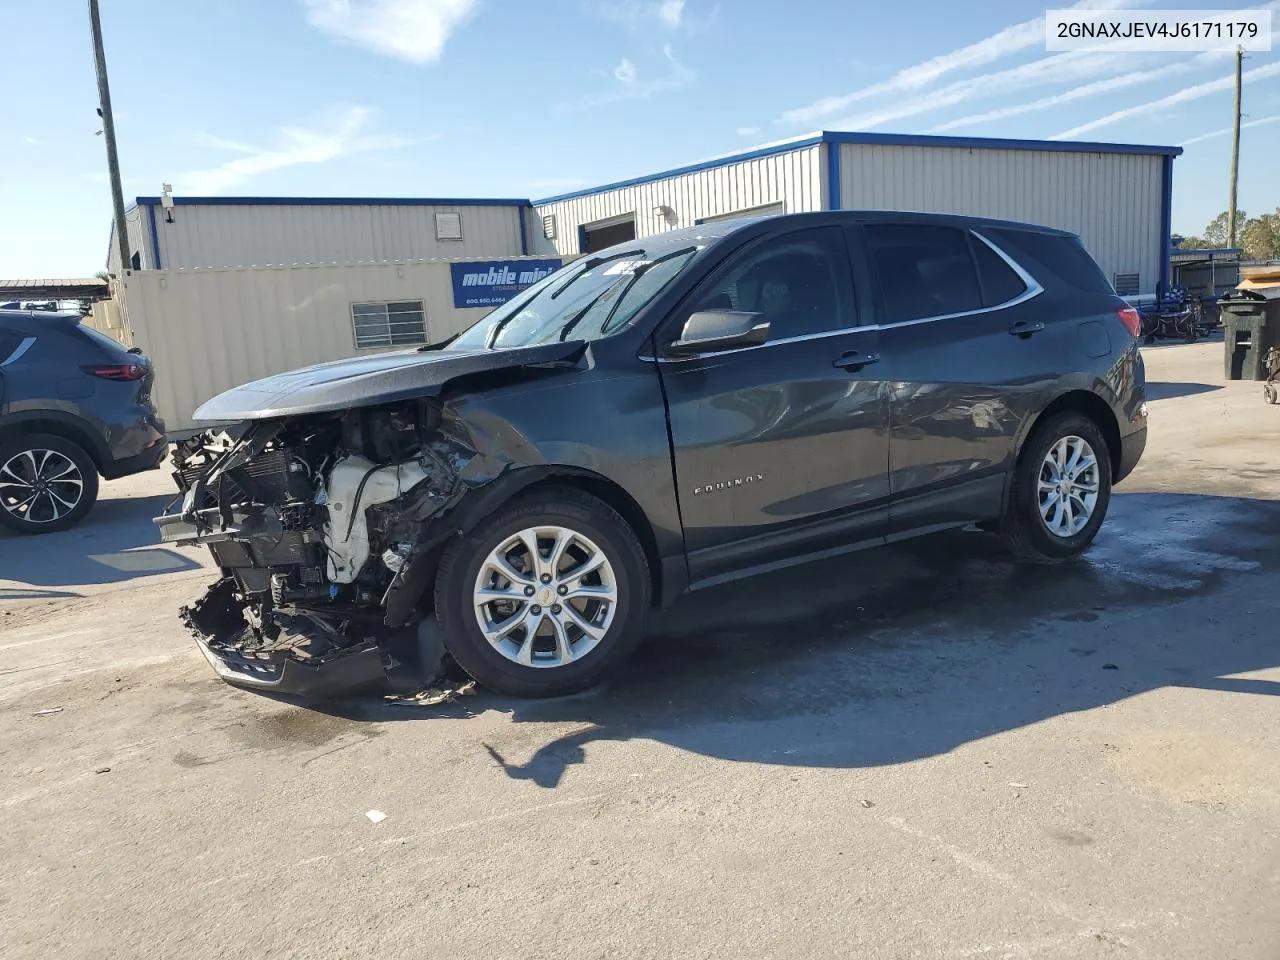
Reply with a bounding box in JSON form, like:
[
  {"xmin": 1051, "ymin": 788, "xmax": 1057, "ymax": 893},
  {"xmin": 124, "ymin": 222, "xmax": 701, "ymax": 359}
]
[
  {"xmin": 1188, "ymin": 210, "xmax": 1247, "ymax": 248},
  {"xmin": 1241, "ymin": 209, "xmax": 1280, "ymax": 261}
]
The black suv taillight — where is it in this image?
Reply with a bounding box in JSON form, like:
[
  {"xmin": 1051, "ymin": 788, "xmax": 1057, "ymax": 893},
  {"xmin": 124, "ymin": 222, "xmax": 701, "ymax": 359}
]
[{"xmin": 82, "ymin": 363, "xmax": 147, "ymax": 381}]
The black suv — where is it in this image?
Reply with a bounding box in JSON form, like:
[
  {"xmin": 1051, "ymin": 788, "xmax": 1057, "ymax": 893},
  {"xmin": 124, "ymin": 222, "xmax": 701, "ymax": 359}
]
[
  {"xmin": 0, "ymin": 308, "xmax": 166, "ymax": 533},
  {"xmin": 158, "ymin": 211, "xmax": 1147, "ymax": 698}
]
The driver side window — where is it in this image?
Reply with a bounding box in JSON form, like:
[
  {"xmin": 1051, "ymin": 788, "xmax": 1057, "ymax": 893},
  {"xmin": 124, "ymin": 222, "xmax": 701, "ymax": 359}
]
[{"xmin": 688, "ymin": 227, "xmax": 855, "ymax": 341}]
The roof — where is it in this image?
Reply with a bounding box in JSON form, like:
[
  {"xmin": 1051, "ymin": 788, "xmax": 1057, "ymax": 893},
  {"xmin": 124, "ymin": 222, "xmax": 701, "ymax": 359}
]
[
  {"xmin": 134, "ymin": 195, "xmax": 531, "ymax": 208},
  {"xmin": 534, "ymin": 130, "xmax": 1185, "ymax": 204},
  {"xmin": 1171, "ymin": 247, "xmax": 1242, "ymax": 259},
  {"xmin": 0, "ymin": 278, "xmax": 110, "ymax": 301}
]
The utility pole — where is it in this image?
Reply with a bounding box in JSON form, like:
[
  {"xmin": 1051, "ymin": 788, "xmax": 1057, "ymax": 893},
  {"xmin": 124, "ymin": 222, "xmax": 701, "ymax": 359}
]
[
  {"xmin": 89, "ymin": 0, "xmax": 132, "ymax": 276},
  {"xmin": 1227, "ymin": 44, "xmax": 1243, "ymax": 250}
]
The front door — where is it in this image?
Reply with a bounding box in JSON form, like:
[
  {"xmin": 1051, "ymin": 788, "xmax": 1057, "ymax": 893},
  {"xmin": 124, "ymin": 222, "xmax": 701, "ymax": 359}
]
[
  {"xmin": 857, "ymin": 221, "xmax": 1067, "ymax": 534},
  {"xmin": 655, "ymin": 225, "xmax": 890, "ymax": 584}
]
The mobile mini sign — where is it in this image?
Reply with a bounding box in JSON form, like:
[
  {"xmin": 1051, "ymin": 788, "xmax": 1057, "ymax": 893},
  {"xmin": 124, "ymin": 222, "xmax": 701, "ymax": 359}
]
[{"xmin": 451, "ymin": 259, "xmax": 563, "ymax": 309}]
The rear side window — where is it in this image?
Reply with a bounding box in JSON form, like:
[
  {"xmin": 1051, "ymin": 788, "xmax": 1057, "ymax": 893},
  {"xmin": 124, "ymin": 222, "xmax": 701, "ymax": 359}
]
[
  {"xmin": 863, "ymin": 224, "xmax": 982, "ymax": 324},
  {"xmin": 78, "ymin": 323, "xmax": 134, "ymax": 359},
  {"xmin": 970, "ymin": 235, "xmax": 1028, "ymax": 307},
  {"xmin": 988, "ymin": 229, "xmax": 1113, "ymax": 295}
]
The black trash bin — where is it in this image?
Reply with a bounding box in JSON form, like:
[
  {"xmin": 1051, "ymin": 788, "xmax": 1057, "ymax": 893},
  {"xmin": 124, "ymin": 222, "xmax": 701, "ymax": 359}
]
[{"xmin": 1221, "ymin": 292, "xmax": 1280, "ymax": 380}]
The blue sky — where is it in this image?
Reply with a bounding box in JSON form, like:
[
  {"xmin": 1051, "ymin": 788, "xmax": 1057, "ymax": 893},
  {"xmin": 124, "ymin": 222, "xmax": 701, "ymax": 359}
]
[{"xmin": 2, "ymin": 0, "xmax": 1278, "ymax": 276}]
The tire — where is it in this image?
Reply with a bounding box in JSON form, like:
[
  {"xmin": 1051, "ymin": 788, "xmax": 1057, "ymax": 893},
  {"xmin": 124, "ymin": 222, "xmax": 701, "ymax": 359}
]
[
  {"xmin": 434, "ymin": 488, "xmax": 651, "ymax": 697},
  {"xmin": 999, "ymin": 413, "xmax": 1112, "ymax": 563},
  {"xmin": 0, "ymin": 433, "xmax": 100, "ymax": 535}
]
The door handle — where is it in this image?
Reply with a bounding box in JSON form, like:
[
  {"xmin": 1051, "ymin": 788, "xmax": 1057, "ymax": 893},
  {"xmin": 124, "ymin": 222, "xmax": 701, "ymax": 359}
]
[
  {"xmin": 1009, "ymin": 320, "xmax": 1046, "ymax": 339},
  {"xmin": 833, "ymin": 350, "xmax": 881, "ymax": 371}
]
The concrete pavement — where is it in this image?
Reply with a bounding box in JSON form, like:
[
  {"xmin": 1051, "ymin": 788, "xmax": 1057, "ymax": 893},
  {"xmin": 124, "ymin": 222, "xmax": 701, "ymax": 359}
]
[{"xmin": 2, "ymin": 340, "xmax": 1277, "ymax": 960}]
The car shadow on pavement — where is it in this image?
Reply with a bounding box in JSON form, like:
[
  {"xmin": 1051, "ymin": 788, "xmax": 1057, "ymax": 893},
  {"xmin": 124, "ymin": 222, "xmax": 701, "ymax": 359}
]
[
  {"xmin": 0, "ymin": 491, "xmax": 203, "ymax": 588},
  {"xmin": 314, "ymin": 491, "xmax": 1280, "ymax": 788},
  {"xmin": 1144, "ymin": 381, "xmax": 1223, "ymax": 401}
]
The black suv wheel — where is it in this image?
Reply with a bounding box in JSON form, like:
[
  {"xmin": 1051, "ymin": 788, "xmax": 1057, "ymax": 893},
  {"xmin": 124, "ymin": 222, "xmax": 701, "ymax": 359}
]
[
  {"xmin": 0, "ymin": 433, "xmax": 100, "ymax": 534},
  {"xmin": 434, "ymin": 488, "xmax": 651, "ymax": 697},
  {"xmin": 1000, "ymin": 412, "xmax": 1112, "ymax": 562}
]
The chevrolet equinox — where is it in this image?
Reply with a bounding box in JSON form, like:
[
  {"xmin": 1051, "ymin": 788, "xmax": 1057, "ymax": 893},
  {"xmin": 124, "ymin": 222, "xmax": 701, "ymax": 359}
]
[{"xmin": 157, "ymin": 211, "xmax": 1148, "ymax": 698}]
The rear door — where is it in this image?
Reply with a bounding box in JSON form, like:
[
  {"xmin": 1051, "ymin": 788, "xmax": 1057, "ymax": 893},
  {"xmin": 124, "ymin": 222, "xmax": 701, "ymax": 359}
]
[
  {"xmin": 859, "ymin": 221, "xmax": 1068, "ymax": 534},
  {"xmin": 655, "ymin": 225, "xmax": 889, "ymax": 583}
]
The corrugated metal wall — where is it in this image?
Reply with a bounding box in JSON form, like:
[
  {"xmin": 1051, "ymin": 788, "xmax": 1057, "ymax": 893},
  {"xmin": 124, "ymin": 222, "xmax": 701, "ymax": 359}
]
[
  {"xmin": 123, "ymin": 258, "xmax": 547, "ymax": 434},
  {"xmin": 145, "ymin": 203, "xmax": 529, "ymax": 269},
  {"xmin": 838, "ymin": 143, "xmax": 1164, "ymax": 295},
  {"xmin": 107, "ymin": 207, "xmax": 148, "ymax": 274},
  {"xmin": 534, "ymin": 146, "xmax": 826, "ymax": 256}
]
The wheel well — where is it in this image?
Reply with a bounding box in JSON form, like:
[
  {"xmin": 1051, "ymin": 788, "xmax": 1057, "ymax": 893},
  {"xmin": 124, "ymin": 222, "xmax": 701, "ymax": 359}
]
[
  {"xmin": 0, "ymin": 418, "xmax": 104, "ymax": 472},
  {"xmin": 513, "ymin": 473, "xmax": 667, "ymax": 608},
  {"xmin": 1026, "ymin": 391, "xmax": 1122, "ymax": 479}
]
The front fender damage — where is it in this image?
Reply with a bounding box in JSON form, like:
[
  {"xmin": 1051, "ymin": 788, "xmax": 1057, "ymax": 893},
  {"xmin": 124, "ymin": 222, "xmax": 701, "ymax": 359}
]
[{"xmin": 159, "ymin": 399, "xmax": 532, "ymax": 697}]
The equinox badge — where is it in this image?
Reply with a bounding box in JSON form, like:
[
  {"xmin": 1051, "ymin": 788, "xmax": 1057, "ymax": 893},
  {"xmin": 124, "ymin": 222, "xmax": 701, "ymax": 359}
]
[{"xmin": 693, "ymin": 474, "xmax": 764, "ymax": 496}]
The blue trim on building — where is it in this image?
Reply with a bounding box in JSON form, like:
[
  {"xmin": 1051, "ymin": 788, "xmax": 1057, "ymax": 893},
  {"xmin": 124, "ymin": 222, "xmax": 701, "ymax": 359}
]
[
  {"xmin": 576, "ymin": 223, "xmax": 587, "ymax": 256},
  {"xmin": 1159, "ymin": 154, "xmax": 1174, "ymax": 296},
  {"xmin": 820, "ymin": 130, "xmax": 1184, "ymax": 158},
  {"xmin": 826, "ymin": 141, "xmax": 842, "ymax": 211},
  {"xmin": 134, "ymin": 195, "xmax": 532, "ymax": 207},
  {"xmin": 518, "ymin": 207, "xmax": 529, "ymax": 255},
  {"xmin": 535, "ymin": 135, "xmax": 827, "ymax": 204},
  {"xmin": 146, "ymin": 203, "xmax": 162, "ymax": 270},
  {"xmin": 533, "ymin": 130, "xmax": 1183, "ymax": 205}
]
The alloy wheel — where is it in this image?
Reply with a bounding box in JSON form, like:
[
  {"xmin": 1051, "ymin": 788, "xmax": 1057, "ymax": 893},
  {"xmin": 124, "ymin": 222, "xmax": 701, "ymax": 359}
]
[
  {"xmin": 472, "ymin": 525, "xmax": 618, "ymax": 668},
  {"xmin": 1037, "ymin": 435, "xmax": 1100, "ymax": 539},
  {"xmin": 0, "ymin": 448, "xmax": 85, "ymax": 526}
]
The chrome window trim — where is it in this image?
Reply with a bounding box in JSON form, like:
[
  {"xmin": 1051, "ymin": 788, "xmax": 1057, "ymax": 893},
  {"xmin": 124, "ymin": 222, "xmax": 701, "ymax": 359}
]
[
  {"xmin": 649, "ymin": 228, "xmax": 1045, "ymax": 363},
  {"xmin": 1, "ymin": 336, "xmax": 36, "ymax": 366}
]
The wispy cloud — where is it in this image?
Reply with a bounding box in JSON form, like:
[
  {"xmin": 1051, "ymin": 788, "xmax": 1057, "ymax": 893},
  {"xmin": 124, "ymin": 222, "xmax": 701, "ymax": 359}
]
[
  {"xmin": 1182, "ymin": 114, "xmax": 1280, "ymax": 146},
  {"xmin": 1052, "ymin": 60, "xmax": 1280, "ymax": 139},
  {"xmin": 556, "ymin": 44, "xmax": 695, "ymax": 111},
  {"xmin": 929, "ymin": 63, "xmax": 1195, "ymax": 132},
  {"xmin": 614, "ymin": 57, "xmax": 637, "ymax": 83},
  {"xmin": 778, "ymin": 0, "xmax": 1141, "ymax": 126},
  {"xmin": 736, "ymin": 125, "xmax": 760, "ymax": 136},
  {"xmin": 22, "ymin": 135, "xmax": 40, "ymax": 145},
  {"xmin": 658, "ymin": 0, "xmax": 684, "ymax": 27},
  {"xmin": 302, "ymin": 0, "xmax": 476, "ymax": 64},
  {"xmin": 829, "ymin": 51, "xmax": 1125, "ymax": 131},
  {"xmin": 589, "ymin": 0, "xmax": 686, "ymax": 32},
  {"xmin": 175, "ymin": 106, "xmax": 423, "ymax": 195}
]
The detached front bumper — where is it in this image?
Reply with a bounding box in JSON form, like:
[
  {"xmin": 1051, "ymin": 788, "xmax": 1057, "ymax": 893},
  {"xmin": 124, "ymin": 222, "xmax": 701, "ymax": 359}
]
[{"xmin": 193, "ymin": 634, "xmax": 389, "ymax": 697}]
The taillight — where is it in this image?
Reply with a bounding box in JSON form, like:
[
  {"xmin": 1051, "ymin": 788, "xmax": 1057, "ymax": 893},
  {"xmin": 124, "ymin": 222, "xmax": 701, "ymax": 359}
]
[
  {"xmin": 83, "ymin": 363, "xmax": 147, "ymax": 381},
  {"xmin": 1116, "ymin": 306, "xmax": 1142, "ymax": 338}
]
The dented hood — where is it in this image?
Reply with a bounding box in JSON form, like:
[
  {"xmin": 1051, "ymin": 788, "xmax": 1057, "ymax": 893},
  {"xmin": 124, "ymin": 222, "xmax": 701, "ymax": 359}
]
[{"xmin": 193, "ymin": 341, "xmax": 586, "ymax": 422}]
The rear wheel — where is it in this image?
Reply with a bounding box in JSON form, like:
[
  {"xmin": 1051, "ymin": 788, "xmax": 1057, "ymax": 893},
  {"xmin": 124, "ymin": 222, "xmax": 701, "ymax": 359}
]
[
  {"xmin": 1000, "ymin": 413, "xmax": 1112, "ymax": 562},
  {"xmin": 0, "ymin": 433, "xmax": 99, "ymax": 534},
  {"xmin": 434, "ymin": 488, "xmax": 651, "ymax": 697}
]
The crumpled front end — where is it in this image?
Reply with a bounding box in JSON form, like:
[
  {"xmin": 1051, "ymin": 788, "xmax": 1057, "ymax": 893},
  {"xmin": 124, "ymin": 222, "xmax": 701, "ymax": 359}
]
[{"xmin": 156, "ymin": 399, "xmax": 503, "ymax": 696}]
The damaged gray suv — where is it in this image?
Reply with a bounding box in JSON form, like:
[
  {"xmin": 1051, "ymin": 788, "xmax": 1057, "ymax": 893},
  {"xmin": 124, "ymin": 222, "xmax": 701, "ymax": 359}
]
[{"xmin": 157, "ymin": 211, "xmax": 1148, "ymax": 698}]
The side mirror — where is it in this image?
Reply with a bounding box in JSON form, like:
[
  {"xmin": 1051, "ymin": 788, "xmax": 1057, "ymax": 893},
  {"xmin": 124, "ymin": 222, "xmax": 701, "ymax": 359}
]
[{"xmin": 666, "ymin": 310, "xmax": 769, "ymax": 356}]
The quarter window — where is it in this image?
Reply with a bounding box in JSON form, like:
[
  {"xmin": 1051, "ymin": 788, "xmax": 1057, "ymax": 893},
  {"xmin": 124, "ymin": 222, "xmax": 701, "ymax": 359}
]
[
  {"xmin": 351, "ymin": 300, "xmax": 428, "ymax": 349},
  {"xmin": 864, "ymin": 224, "xmax": 983, "ymax": 324},
  {"xmin": 970, "ymin": 234, "xmax": 1028, "ymax": 307},
  {"xmin": 687, "ymin": 227, "xmax": 852, "ymax": 340}
]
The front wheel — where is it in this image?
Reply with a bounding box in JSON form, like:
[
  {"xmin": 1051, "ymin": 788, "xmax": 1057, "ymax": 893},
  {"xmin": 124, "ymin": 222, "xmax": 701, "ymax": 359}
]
[
  {"xmin": 1000, "ymin": 413, "xmax": 1112, "ymax": 562},
  {"xmin": 434, "ymin": 488, "xmax": 651, "ymax": 697},
  {"xmin": 0, "ymin": 433, "xmax": 100, "ymax": 534}
]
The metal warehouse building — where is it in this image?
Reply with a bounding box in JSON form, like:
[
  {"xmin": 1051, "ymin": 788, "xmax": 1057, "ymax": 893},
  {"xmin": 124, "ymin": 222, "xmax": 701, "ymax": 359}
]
[
  {"xmin": 533, "ymin": 131, "xmax": 1182, "ymax": 298},
  {"xmin": 99, "ymin": 130, "xmax": 1180, "ymax": 435}
]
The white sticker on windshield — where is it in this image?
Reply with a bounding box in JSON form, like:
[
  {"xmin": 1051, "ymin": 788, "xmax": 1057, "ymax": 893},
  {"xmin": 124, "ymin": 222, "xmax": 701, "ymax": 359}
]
[{"xmin": 603, "ymin": 260, "xmax": 650, "ymax": 275}]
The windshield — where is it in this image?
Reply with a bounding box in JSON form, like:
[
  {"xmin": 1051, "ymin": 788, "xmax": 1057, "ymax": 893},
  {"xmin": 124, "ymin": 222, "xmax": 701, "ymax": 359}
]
[{"xmin": 448, "ymin": 245, "xmax": 702, "ymax": 351}]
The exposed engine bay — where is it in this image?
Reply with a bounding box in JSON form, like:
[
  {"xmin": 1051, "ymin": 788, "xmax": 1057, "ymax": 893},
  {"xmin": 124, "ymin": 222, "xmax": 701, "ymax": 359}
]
[{"xmin": 157, "ymin": 400, "xmax": 499, "ymax": 695}]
